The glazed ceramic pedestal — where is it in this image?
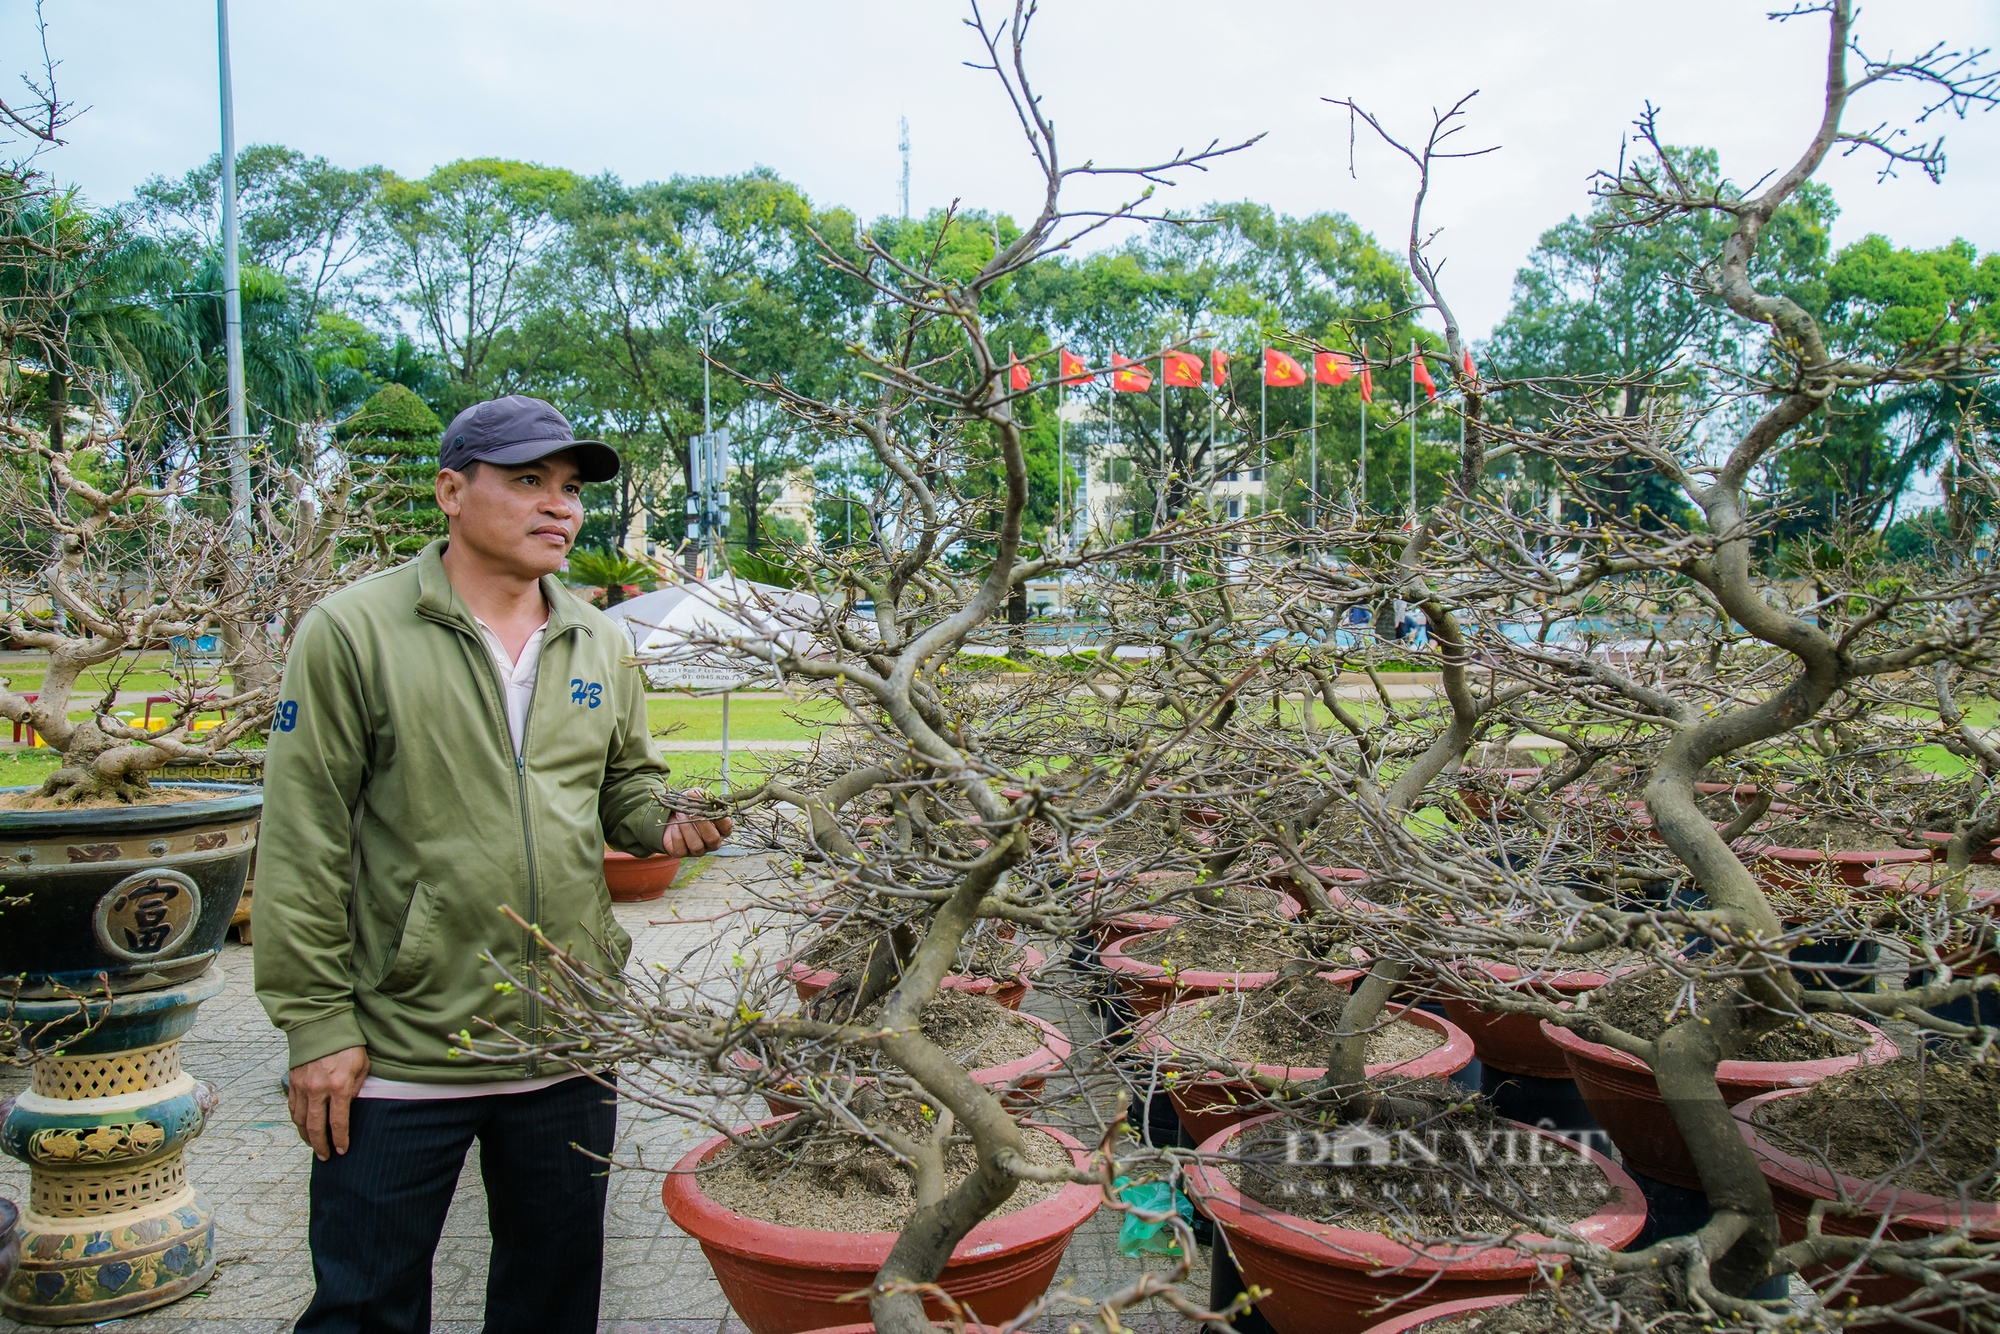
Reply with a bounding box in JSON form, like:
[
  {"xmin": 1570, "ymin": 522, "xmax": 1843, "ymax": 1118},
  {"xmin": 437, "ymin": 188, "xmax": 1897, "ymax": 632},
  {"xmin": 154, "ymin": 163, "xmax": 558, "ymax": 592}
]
[{"xmin": 1, "ymin": 972, "xmax": 225, "ymax": 1325}]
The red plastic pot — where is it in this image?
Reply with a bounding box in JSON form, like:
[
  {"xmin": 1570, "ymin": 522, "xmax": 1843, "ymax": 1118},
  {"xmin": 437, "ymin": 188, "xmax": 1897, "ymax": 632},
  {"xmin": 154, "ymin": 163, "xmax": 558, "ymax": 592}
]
[
  {"xmin": 1749, "ymin": 841, "xmax": 1937, "ymax": 890},
  {"xmin": 1734, "ymin": 1087, "xmax": 2000, "ymax": 1310},
  {"xmin": 1263, "ymin": 864, "xmax": 1375, "ymax": 916},
  {"xmin": 800, "ymin": 1326, "xmax": 1001, "ymax": 1333},
  {"xmin": 662, "ymin": 1118, "xmax": 1100, "ymax": 1334},
  {"xmin": 1139, "ymin": 999, "xmax": 1469, "ymax": 1143},
  {"xmin": 1439, "ymin": 961, "xmax": 1618, "ymax": 1079},
  {"xmin": 1453, "ymin": 768, "xmax": 1543, "ymax": 821},
  {"xmin": 1187, "ymin": 1113, "xmax": 1646, "ymax": 1334},
  {"xmin": 1541, "ymin": 1018, "xmax": 1898, "ymax": 1190},
  {"xmin": 604, "ymin": 849, "xmax": 683, "ymax": 902},
  {"xmin": 786, "ymin": 946, "xmax": 1047, "ymax": 1010},
  {"xmin": 1358, "ymin": 1294, "xmax": 1524, "ymax": 1334},
  {"xmin": 1100, "ymin": 923, "xmax": 1328, "ymax": 1015}
]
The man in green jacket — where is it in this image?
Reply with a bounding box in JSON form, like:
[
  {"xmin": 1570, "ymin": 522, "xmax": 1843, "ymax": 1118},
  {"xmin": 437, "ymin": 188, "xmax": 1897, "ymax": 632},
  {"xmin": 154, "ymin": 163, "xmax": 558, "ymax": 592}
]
[{"xmin": 254, "ymin": 394, "xmax": 729, "ymax": 1334}]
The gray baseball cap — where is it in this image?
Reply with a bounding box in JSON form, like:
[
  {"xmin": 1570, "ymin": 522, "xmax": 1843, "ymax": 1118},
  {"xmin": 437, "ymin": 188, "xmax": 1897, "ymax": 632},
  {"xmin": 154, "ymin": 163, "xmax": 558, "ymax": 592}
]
[{"xmin": 439, "ymin": 395, "xmax": 620, "ymax": 483}]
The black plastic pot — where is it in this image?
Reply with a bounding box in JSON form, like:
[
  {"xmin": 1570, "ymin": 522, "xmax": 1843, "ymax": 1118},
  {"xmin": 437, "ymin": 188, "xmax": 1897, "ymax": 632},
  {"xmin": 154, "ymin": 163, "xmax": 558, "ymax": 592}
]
[{"xmin": 0, "ymin": 783, "xmax": 261, "ymax": 997}]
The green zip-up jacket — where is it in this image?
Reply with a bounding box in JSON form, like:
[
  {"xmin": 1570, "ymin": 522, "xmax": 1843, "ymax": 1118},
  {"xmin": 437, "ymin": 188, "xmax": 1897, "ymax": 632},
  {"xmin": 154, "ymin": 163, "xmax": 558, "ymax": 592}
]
[{"xmin": 252, "ymin": 541, "xmax": 674, "ymax": 1080}]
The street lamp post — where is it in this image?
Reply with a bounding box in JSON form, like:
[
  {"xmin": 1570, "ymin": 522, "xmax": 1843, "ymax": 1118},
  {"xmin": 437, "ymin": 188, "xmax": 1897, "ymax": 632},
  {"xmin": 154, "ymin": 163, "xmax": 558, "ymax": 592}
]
[{"xmin": 216, "ymin": 0, "xmax": 250, "ymax": 537}]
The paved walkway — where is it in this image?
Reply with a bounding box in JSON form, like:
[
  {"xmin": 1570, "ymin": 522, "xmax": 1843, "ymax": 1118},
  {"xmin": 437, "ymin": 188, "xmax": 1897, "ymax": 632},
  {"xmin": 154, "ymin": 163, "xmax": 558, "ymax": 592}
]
[{"xmin": 0, "ymin": 855, "xmax": 1199, "ymax": 1333}]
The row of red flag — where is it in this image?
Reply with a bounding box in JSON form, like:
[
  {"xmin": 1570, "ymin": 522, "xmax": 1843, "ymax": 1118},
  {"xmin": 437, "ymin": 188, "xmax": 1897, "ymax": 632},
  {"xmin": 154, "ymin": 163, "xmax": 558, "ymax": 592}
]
[{"xmin": 1009, "ymin": 346, "xmax": 1474, "ymax": 403}]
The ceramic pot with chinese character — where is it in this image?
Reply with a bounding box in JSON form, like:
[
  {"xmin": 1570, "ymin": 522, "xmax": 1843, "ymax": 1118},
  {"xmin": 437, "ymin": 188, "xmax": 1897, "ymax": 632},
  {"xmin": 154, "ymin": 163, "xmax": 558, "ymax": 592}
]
[{"xmin": 0, "ymin": 783, "xmax": 261, "ymax": 998}]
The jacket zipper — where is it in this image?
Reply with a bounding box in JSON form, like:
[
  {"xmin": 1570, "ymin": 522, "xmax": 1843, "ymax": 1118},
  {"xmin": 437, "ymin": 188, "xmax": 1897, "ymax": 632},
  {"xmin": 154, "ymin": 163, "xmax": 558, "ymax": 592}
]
[
  {"xmin": 515, "ymin": 689, "xmax": 541, "ymax": 1079},
  {"xmin": 464, "ymin": 619, "xmax": 555, "ymax": 1078}
]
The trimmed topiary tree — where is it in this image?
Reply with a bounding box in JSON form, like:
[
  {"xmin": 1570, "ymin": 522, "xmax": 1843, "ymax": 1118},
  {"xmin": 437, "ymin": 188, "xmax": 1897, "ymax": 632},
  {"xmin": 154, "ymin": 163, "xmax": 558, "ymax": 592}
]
[{"xmin": 337, "ymin": 383, "xmax": 445, "ymax": 555}]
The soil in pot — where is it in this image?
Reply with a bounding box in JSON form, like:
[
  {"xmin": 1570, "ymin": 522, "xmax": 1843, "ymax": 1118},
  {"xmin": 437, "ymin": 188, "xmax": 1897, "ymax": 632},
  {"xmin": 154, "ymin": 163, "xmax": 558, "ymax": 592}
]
[
  {"xmin": 1751, "ymin": 1054, "xmax": 2000, "ymax": 1200},
  {"xmin": 1096, "ymin": 874, "xmax": 1289, "ymax": 918},
  {"xmin": 1768, "ymin": 814, "xmax": 1912, "ymax": 852},
  {"xmin": 698, "ymin": 1101, "xmax": 1073, "ymax": 1232},
  {"xmin": 3, "ymin": 784, "xmax": 240, "ymax": 812},
  {"xmin": 1590, "ymin": 968, "xmax": 1871, "ymax": 1061},
  {"xmin": 844, "ymin": 989, "xmax": 1046, "ymax": 1072},
  {"xmin": 801, "ymin": 919, "xmax": 1030, "ymax": 982},
  {"xmin": 1120, "ymin": 917, "xmax": 1306, "ymax": 974},
  {"xmin": 1228, "ymin": 1081, "xmax": 1619, "ymax": 1235},
  {"xmin": 1407, "ymin": 1274, "xmax": 1690, "ymax": 1334},
  {"xmin": 1158, "ymin": 975, "xmax": 1442, "ymax": 1070}
]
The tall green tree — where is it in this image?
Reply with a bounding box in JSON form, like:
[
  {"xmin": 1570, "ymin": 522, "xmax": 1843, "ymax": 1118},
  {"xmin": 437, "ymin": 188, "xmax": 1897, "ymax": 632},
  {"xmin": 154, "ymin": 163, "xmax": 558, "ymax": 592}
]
[
  {"xmin": 128, "ymin": 144, "xmax": 384, "ymax": 330},
  {"xmin": 370, "ymin": 158, "xmax": 578, "ymax": 398}
]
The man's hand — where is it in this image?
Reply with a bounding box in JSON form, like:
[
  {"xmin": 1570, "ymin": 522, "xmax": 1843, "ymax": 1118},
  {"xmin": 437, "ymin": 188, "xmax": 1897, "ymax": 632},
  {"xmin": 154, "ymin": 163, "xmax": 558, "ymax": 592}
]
[
  {"xmin": 664, "ymin": 788, "xmax": 732, "ymax": 858},
  {"xmin": 288, "ymin": 1046, "xmax": 370, "ymax": 1162}
]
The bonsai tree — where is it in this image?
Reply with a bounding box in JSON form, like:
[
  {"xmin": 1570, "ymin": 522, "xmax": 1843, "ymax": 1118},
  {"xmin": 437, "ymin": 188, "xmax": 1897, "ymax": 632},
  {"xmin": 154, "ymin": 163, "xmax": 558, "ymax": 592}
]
[
  {"xmin": 1143, "ymin": 3, "xmax": 2000, "ymax": 1325},
  {"xmin": 0, "ymin": 201, "xmax": 382, "ymax": 804}
]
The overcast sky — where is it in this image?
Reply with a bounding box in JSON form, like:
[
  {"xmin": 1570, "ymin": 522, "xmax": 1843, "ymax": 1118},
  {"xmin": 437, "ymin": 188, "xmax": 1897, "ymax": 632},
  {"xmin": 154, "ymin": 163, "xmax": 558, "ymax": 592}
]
[{"xmin": 15, "ymin": 0, "xmax": 1999, "ymax": 339}]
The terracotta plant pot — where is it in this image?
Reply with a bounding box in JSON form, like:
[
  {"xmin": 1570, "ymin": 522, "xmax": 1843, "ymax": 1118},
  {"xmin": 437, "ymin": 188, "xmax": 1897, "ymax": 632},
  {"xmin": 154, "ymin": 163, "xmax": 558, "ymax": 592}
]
[
  {"xmin": 662, "ymin": 1117, "xmax": 1100, "ymax": 1334},
  {"xmin": 1187, "ymin": 1113, "xmax": 1646, "ymax": 1334},
  {"xmin": 1734, "ymin": 1087, "xmax": 2000, "ymax": 1310},
  {"xmin": 603, "ymin": 849, "xmax": 682, "ymax": 902},
  {"xmin": 1439, "ymin": 961, "xmax": 1618, "ymax": 1079},
  {"xmin": 800, "ymin": 1326, "xmax": 1001, "ymax": 1333},
  {"xmin": 1541, "ymin": 1018, "xmax": 1898, "ymax": 1190},
  {"xmin": 1099, "ymin": 924, "xmax": 1327, "ymax": 1015},
  {"xmin": 1139, "ymin": 999, "xmax": 1470, "ymax": 1143},
  {"xmin": 785, "ymin": 946, "xmax": 1048, "ymax": 1011},
  {"xmin": 1358, "ymin": 1293, "xmax": 1524, "ymax": 1334}
]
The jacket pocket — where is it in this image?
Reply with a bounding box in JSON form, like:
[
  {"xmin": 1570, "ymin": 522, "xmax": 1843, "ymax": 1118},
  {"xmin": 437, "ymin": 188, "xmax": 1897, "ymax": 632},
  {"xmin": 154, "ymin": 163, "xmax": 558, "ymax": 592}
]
[{"xmin": 377, "ymin": 879, "xmax": 441, "ymax": 994}]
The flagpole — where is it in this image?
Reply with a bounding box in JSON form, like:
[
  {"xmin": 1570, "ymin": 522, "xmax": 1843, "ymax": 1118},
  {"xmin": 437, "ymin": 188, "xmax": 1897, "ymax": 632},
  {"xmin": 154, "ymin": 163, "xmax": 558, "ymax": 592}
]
[
  {"xmin": 1409, "ymin": 337, "xmax": 1418, "ymax": 525},
  {"xmin": 1058, "ymin": 376, "xmax": 1067, "ymax": 554},
  {"xmin": 1358, "ymin": 356, "xmax": 1367, "ymax": 513},
  {"xmin": 1258, "ymin": 349, "xmax": 1267, "ymax": 519},
  {"xmin": 1206, "ymin": 357, "xmax": 1216, "ymax": 514},
  {"xmin": 1309, "ymin": 371, "xmax": 1318, "ymax": 530}
]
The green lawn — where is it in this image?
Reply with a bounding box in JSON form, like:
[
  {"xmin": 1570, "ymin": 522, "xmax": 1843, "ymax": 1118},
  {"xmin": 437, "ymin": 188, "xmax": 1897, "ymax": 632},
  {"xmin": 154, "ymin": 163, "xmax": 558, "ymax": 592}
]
[
  {"xmin": 0, "ymin": 748, "xmax": 60, "ymax": 789},
  {"xmin": 646, "ymin": 694, "xmax": 843, "ymax": 742},
  {"xmin": 655, "ymin": 749, "xmax": 789, "ymax": 789}
]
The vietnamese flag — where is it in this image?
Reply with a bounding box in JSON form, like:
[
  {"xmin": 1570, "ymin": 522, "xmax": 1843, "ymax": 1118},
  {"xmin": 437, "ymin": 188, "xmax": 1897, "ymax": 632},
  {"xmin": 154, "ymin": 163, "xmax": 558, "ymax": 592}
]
[
  {"xmin": 1210, "ymin": 349, "xmax": 1230, "ymax": 386},
  {"xmin": 1358, "ymin": 365, "xmax": 1374, "ymax": 403},
  {"xmin": 1314, "ymin": 351, "xmax": 1354, "ymax": 387},
  {"xmin": 1412, "ymin": 355, "xmax": 1438, "ymax": 401},
  {"xmin": 1009, "ymin": 353, "xmax": 1031, "ymax": 392},
  {"xmin": 1112, "ymin": 353, "xmax": 1153, "ymax": 393},
  {"xmin": 1162, "ymin": 349, "xmax": 1204, "ymax": 387},
  {"xmin": 1263, "ymin": 348, "xmax": 1307, "ymax": 387},
  {"xmin": 1060, "ymin": 348, "xmax": 1093, "ymax": 386}
]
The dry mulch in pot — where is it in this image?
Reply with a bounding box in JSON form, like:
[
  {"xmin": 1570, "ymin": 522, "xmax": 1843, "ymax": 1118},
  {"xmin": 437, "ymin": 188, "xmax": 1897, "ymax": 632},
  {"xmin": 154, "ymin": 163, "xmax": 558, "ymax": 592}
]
[
  {"xmin": 699, "ymin": 1101, "xmax": 1073, "ymax": 1232},
  {"xmin": 845, "ymin": 989, "xmax": 1047, "ymax": 1068},
  {"xmin": 1417, "ymin": 1275, "xmax": 1692, "ymax": 1334},
  {"xmin": 1121, "ymin": 917, "xmax": 1307, "ymax": 973},
  {"xmin": 1227, "ymin": 1079, "xmax": 1617, "ymax": 1234},
  {"xmin": 4, "ymin": 784, "xmax": 237, "ymax": 811},
  {"xmin": 1751, "ymin": 1053, "xmax": 2000, "ymax": 1199},
  {"xmin": 1587, "ymin": 968, "xmax": 1870, "ymax": 1061},
  {"xmin": 798, "ymin": 918, "xmax": 1028, "ymax": 981},
  {"xmin": 1095, "ymin": 873, "xmax": 1284, "ymax": 917},
  {"xmin": 1156, "ymin": 974, "xmax": 1440, "ymax": 1069},
  {"xmin": 1765, "ymin": 813, "xmax": 1911, "ymax": 851}
]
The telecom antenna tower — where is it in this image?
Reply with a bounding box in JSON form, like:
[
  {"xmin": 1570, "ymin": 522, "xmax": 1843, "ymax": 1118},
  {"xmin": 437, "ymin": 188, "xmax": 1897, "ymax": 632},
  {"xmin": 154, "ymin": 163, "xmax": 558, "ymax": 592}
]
[{"xmin": 898, "ymin": 116, "xmax": 911, "ymax": 220}]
